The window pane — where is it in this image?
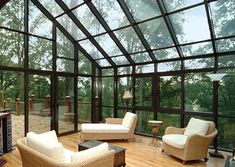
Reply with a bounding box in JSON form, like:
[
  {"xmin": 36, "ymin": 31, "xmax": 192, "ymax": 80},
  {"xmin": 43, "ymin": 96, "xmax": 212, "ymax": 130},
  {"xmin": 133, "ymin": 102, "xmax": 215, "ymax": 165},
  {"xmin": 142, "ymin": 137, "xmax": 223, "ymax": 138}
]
[
  {"xmin": 62, "ymin": 0, "xmax": 83, "ymax": 9},
  {"xmin": 118, "ymin": 77, "xmax": 132, "ymax": 107},
  {"xmin": 153, "ymin": 47, "xmax": 179, "ymax": 60},
  {"xmin": 135, "ymin": 111, "xmax": 154, "ymax": 134},
  {"xmin": 160, "ymin": 76, "xmax": 181, "ymax": 109},
  {"xmin": 131, "ymin": 52, "xmax": 152, "ymax": 63},
  {"xmin": 164, "ymin": 0, "xmax": 203, "ymax": 12},
  {"xmin": 28, "ymin": 74, "xmax": 51, "ymax": 133},
  {"xmin": 57, "ymin": 58, "xmax": 74, "ymax": 72},
  {"xmin": 138, "ymin": 18, "xmax": 174, "ymax": 49},
  {"xmin": 102, "ymin": 69, "xmax": 114, "ymax": 76},
  {"xmin": 218, "ymin": 55, "xmax": 235, "ymax": 68},
  {"xmin": 57, "ymin": 29, "xmax": 74, "ymax": 59},
  {"xmin": 218, "ymin": 117, "xmax": 235, "ymax": 149},
  {"xmin": 29, "ymin": 1, "xmax": 52, "ymax": 38},
  {"xmin": 0, "ymin": 29, "xmax": 24, "ymax": 68},
  {"xmin": 78, "ymin": 52, "xmax": 92, "ymax": 75},
  {"xmin": 57, "ymin": 76, "xmax": 75, "ymax": 133},
  {"xmin": 216, "ymin": 37, "xmax": 235, "ymax": 53},
  {"xmin": 136, "ymin": 64, "xmax": 154, "ymax": 73},
  {"xmin": 79, "ymin": 39, "xmax": 104, "ymax": 59},
  {"xmin": 158, "ymin": 61, "xmax": 181, "ymax": 72},
  {"xmin": 124, "ymin": 0, "xmax": 161, "ymax": 22},
  {"xmin": 157, "ymin": 113, "xmax": 180, "ymax": 136},
  {"xmin": 78, "ymin": 77, "xmax": 91, "ymax": 123},
  {"xmin": 210, "ymin": 0, "xmax": 235, "ymax": 38},
  {"xmin": 93, "ymin": 0, "xmax": 130, "ymax": 30},
  {"xmin": 185, "ymin": 73, "xmax": 213, "ymax": 112},
  {"xmin": 0, "ymin": 0, "xmax": 24, "ymax": 31},
  {"xmin": 29, "ymin": 36, "xmax": 52, "ymax": 70},
  {"xmin": 102, "ymin": 77, "xmax": 114, "ymax": 106},
  {"xmin": 39, "ymin": 0, "xmax": 64, "ymax": 17},
  {"xmin": 170, "ymin": 6, "xmax": 210, "ymax": 44},
  {"xmin": 95, "ymin": 34, "xmax": 122, "ymax": 56},
  {"xmin": 218, "ymin": 74, "xmax": 235, "ymax": 116},
  {"xmin": 181, "ymin": 42, "xmax": 213, "ymax": 57},
  {"xmin": 111, "ymin": 56, "xmax": 129, "ymax": 65},
  {"xmin": 118, "ymin": 66, "xmax": 132, "ymax": 75},
  {"xmin": 72, "ymin": 5, "xmax": 105, "ymax": 36},
  {"xmin": 96, "ymin": 59, "xmax": 111, "ymax": 67},
  {"xmin": 57, "ymin": 14, "xmax": 86, "ymax": 40},
  {"xmin": 114, "ymin": 27, "xmax": 145, "ymax": 53},
  {"xmin": 184, "ymin": 57, "xmax": 214, "ymax": 69},
  {"xmin": 102, "ymin": 107, "xmax": 114, "ymax": 121},
  {"xmin": 135, "ymin": 77, "xmax": 152, "ymax": 107}
]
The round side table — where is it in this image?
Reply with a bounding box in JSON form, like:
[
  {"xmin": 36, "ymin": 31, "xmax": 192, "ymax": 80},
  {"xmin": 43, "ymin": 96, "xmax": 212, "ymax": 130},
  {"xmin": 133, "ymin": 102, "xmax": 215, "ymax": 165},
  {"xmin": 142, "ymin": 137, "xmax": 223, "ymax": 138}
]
[{"xmin": 148, "ymin": 120, "xmax": 163, "ymax": 147}]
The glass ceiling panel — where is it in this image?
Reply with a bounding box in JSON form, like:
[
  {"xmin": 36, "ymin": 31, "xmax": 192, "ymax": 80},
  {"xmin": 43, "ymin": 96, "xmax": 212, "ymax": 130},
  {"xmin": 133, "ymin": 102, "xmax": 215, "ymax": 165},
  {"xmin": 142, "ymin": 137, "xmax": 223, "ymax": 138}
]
[
  {"xmin": 163, "ymin": 0, "xmax": 204, "ymax": 12},
  {"xmin": 184, "ymin": 57, "xmax": 214, "ymax": 69},
  {"xmin": 181, "ymin": 41, "xmax": 213, "ymax": 57},
  {"xmin": 124, "ymin": 0, "xmax": 161, "ymax": 22},
  {"xmin": 216, "ymin": 37, "xmax": 235, "ymax": 53},
  {"xmin": 170, "ymin": 6, "xmax": 211, "ymax": 44},
  {"xmin": 209, "ymin": 0, "xmax": 235, "ymax": 38},
  {"xmin": 96, "ymin": 59, "xmax": 111, "ymax": 67},
  {"xmin": 62, "ymin": 0, "xmax": 84, "ymax": 9},
  {"xmin": 94, "ymin": 34, "xmax": 122, "ymax": 56},
  {"xmin": 114, "ymin": 27, "xmax": 145, "ymax": 53},
  {"xmin": 79, "ymin": 39, "xmax": 104, "ymax": 59},
  {"xmin": 111, "ymin": 56, "xmax": 129, "ymax": 65},
  {"xmin": 138, "ymin": 18, "xmax": 174, "ymax": 49},
  {"xmin": 39, "ymin": 0, "xmax": 64, "ymax": 17},
  {"xmin": 136, "ymin": 64, "xmax": 154, "ymax": 73},
  {"xmin": 130, "ymin": 52, "xmax": 152, "ymax": 63},
  {"xmin": 72, "ymin": 5, "xmax": 105, "ymax": 36},
  {"xmin": 92, "ymin": 0, "xmax": 130, "ymax": 30},
  {"xmin": 153, "ymin": 47, "xmax": 179, "ymax": 60},
  {"xmin": 56, "ymin": 14, "xmax": 86, "ymax": 40},
  {"xmin": 158, "ymin": 61, "xmax": 181, "ymax": 72}
]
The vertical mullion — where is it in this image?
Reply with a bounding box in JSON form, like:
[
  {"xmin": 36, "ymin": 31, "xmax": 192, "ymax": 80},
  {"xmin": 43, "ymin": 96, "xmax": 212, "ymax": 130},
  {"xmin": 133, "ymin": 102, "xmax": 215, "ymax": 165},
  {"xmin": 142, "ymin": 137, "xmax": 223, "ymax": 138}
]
[{"xmin": 74, "ymin": 44, "xmax": 78, "ymax": 131}]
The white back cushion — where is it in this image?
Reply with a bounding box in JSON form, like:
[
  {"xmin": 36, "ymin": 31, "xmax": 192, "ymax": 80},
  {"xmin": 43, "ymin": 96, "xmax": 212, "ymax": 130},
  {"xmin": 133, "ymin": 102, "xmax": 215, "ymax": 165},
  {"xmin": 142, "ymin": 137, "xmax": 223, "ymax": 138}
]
[
  {"xmin": 26, "ymin": 131, "xmax": 66, "ymax": 162},
  {"xmin": 122, "ymin": 112, "xmax": 137, "ymax": 129},
  {"xmin": 184, "ymin": 118, "xmax": 210, "ymax": 136},
  {"xmin": 71, "ymin": 142, "xmax": 109, "ymax": 162}
]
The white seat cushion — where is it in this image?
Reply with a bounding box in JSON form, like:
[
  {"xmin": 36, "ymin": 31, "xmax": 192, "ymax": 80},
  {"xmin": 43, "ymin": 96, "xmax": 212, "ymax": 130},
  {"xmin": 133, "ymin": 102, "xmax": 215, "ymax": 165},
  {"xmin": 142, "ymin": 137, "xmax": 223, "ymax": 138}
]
[
  {"xmin": 71, "ymin": 142, "xmax": 109, "ymax": 162},
  {"xmin": 26, "ymin": 131, "xmax": 66, "ymax": 162},
  {"xmin": 162, "ymin": 134, "xmax": 188, "ymax": 149},
  {"xmin": 81, "ymin": 124, "xmax": 129, "ymax": 133},
  {"xmin": 122, "ymin": 112, "xmax": 137, "ymax": 129},
  {"xmin": 184, "ymin": 118, "xmax": 210, "ymax": 136}
]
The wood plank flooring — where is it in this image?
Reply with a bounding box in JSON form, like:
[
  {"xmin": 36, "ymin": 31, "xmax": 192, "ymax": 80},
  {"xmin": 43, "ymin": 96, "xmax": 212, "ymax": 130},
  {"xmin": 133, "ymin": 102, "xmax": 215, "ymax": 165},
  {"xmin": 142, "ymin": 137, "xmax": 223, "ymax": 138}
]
[{"xmin": 2, "ymin": 133, "xmax": 228, "ymax": 167}]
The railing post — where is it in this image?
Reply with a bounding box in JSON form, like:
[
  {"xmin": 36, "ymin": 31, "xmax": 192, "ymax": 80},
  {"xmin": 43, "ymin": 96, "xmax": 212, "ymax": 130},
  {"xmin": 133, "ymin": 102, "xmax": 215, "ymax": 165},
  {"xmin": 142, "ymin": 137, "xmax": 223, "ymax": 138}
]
[
  {"xmin": 5, "ymin": 98, "xmax": 11, "ymax": 109},
  {"xmin": 66, "ymin": 96, "xmax": 71, "ymax": 113},
  {"xmin": 16, "ymin": 98, "xmax": 21, "ymax": 115}
]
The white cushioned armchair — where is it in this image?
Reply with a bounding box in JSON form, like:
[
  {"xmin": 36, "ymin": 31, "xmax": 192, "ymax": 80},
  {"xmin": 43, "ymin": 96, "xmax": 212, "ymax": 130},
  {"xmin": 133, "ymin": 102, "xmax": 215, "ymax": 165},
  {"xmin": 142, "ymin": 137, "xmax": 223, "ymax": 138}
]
[
  {"xmin": 81, "ymin": 112, "xmax": 137, "ymax": 140},
  {"xmin": 17, "ymin": 131, "xmax": 115, "ymax": 167},
  {"xmin": 162, "ymin": 118, "xmax": 217, "ymax": 164}
]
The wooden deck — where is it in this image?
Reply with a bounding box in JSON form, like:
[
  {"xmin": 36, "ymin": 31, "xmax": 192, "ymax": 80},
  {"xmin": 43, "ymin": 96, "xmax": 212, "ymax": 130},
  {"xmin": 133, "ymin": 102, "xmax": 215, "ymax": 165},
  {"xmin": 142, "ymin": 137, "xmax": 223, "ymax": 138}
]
[{"xmin": 2, "ymin": 133, "xmax": 228, "ymax": 167}]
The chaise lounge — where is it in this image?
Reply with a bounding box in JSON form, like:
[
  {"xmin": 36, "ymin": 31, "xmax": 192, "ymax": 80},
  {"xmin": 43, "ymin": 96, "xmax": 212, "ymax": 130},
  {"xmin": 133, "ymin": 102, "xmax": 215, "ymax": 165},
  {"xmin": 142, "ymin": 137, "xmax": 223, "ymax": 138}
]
[{"xmin": 81, "ymin": 112, "xmax": 137, "ymax": 141}]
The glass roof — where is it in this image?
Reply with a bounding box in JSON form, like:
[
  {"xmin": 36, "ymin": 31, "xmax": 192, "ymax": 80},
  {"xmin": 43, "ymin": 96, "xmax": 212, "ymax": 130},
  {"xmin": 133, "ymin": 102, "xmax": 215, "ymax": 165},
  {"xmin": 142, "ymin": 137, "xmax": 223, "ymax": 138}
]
[{"xmin": 34, "ymin": 0, "xmax": 235, "ymax": 68}]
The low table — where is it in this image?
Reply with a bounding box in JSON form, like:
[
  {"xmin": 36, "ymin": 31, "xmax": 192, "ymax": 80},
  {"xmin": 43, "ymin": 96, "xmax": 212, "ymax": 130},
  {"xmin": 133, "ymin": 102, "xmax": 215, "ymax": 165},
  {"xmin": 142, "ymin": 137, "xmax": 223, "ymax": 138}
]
[
  {"xmin": 224, "ymin": 156, "xmax": 235, "ymax": 167},
  {"xmin": 78, "ymin": 140, "xmax": 126, "ymax": 167}
]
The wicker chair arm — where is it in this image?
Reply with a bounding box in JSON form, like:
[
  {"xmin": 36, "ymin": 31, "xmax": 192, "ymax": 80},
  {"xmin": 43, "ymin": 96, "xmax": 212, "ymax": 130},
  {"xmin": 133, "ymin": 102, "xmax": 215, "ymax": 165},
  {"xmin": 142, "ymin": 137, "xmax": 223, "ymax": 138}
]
[
  {"xmin": 105, "ymin": 118, "xmax": 123, "ymax": 124},
  {"xmin": 165, "ymin": 126, "xmax": 186, "ymax": 135}
]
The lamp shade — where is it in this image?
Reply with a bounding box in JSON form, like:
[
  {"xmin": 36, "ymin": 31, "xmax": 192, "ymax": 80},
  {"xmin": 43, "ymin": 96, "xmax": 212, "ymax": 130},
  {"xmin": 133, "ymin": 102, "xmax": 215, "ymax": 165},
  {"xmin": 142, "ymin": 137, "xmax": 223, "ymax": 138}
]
[
  {"xmin": 207, "ymin": 73, "xmax": 227, "ymax": 81},
  {"xmin": 123, "ymin": 90, "xmax": 133, "ymax": 100}
]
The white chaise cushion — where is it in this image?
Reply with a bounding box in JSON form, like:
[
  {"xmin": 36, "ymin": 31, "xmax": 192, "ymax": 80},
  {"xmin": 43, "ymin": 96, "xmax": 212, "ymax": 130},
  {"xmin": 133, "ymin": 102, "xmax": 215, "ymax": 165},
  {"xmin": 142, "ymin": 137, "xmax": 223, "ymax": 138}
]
[
  {"xmin": 122, "ymin": 112, "xmax": 137, "ymax": 129},
  {"xmin": 81, "ymin": 124, "xmax": 129, "ymax": 133},
  {"xmin": 184, "ymin": 118, "xmax": 210, "ymax": 136},
  {"xmin": 162, "ymin": 134, "xmax": 188, "ymax": 149},
  {"xmin": 71, "ymin": 142, "xmax": 109, "ymax": 162},
  {"xmin": 26, "ymin": 131, "xmax": 66, "ymax": 162}
]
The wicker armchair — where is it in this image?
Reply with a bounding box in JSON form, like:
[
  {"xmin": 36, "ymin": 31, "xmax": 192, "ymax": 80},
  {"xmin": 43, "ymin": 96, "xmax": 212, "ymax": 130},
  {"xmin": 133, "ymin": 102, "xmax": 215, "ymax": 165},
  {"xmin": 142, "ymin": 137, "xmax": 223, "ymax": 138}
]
[
  {"xmin": 162, "ymin": 118, "xmax": 217, "ymax": 164},
  {"xmin": 17, "ymin": 138, "xmax": 115, "ymax": 167}
]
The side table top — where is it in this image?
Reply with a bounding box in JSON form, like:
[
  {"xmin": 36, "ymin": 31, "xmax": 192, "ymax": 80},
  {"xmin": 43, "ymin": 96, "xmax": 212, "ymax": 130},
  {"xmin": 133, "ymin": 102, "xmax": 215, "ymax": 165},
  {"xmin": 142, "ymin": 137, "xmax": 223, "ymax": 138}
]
[
  {"xmin": 79, "ymin": 140, "xmax": 126, "ymax": 153},
  {"xmin": 148, "ymin": 120, "xmax": 163, "ymax": 124}
]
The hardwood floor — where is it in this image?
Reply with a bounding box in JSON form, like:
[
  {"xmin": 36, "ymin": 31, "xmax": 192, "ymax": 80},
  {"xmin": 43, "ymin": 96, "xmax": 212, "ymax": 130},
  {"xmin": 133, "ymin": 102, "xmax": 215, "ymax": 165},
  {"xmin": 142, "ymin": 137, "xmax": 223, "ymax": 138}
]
[{"xmin": 2, "ymin": 133, "xmax": 227, "ymax": 167}]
